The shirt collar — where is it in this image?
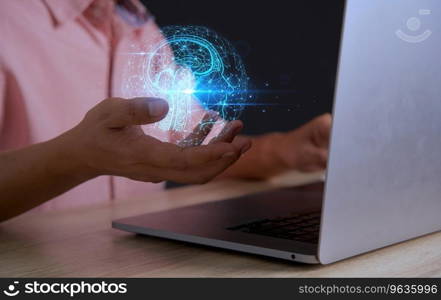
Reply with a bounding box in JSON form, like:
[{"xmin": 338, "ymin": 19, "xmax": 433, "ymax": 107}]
[
  {"xmin": 43, "ymin": 0, "xmax": 94, "ymax": 26},
  {"xmin": 43, "ymin": 0, "xmax": 149, "ymax": 27}
]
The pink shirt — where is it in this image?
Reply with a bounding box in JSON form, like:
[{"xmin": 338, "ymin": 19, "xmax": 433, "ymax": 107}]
[{"xmin": 0, "ymin": 0, "xmax": 195, "ymax": 210}]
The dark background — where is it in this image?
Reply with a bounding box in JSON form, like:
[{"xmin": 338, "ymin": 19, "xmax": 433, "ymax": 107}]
[
  {"xmin": 141, "ymin": 0, "xmax": 345, "ymax": 135},
  {"xmin": 140, "ymin": 0, "xmax": 345, "ymax": 188}
]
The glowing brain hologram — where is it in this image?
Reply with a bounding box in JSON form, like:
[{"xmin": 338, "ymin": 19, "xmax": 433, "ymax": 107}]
[{"xmin": 121, "ymin": 25, "xmax": 249, "ymax": 145}]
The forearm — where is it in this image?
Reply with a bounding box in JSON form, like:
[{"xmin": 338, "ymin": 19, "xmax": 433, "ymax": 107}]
[
  {"xmin": 0, "ymin": 133, "xmax": 94, "ymax": 222},
  {"xmin": 219, "ymin": 133, "xmax": 287, "ymax": 180}
]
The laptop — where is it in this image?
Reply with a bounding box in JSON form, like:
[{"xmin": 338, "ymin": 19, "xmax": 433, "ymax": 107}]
[{"xmin": 113, "ymin": 0, "xmax": 441, "ymax": 264}]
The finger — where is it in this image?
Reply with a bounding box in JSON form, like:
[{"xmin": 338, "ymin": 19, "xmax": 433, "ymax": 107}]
[
  {"xmin": 231, "ymin": 135, "xmax": 252, "ymax": 154},
  {"xmin": 164, "ymin": 152, "xmax": 241, "ymax": 184},
  {"xmin": 311, "ymin": 113, "xmax": 332, "ymax": 148},
  {"xmin": 136, "ymin": 136, "xmax": 241, "ymax": 170},
  {"xmin": 181, "ymin": 142, "xmax": 241, "ymax": 166},
  {"xmin": 314, "ymin": 148, "xmax": 328, "ymax": 169},
  {"xmin": 130, "ymin": 136, "xmax": 251, "ymax": 183},
  {"xmin": 178, "ymin": 111, "xmax": 219, "ymax": 147},
  {"xmin": 169, "ymin": 129, "xmax": 186, "ymax": 144},
  {"xmin": 181, "ymin": 136, "xmax": 251, "ymax": 167},
  {"xmin": 209, "ymin": 120, "xmax": 243, "ymax": 144},
  {"xmin": 131, "ymin": 140, "xmax": 243, "ymax": 184},
  {"xmin": 99, "ymin": 97, "xmax": 169, "ymax": 128},
  {"xmin": 299, "ymin": 147, "xmax": 328, "ymax": 172}
]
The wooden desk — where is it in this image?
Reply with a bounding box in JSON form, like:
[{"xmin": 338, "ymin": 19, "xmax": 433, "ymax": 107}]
[{"xmin": 1, "ymin": 172, "xmax": 440, "ymax": 277}]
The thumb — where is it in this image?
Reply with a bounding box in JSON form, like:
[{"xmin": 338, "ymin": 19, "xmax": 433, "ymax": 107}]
[
  {"xmin": 311, "ymin": 113, "xmax": 332, "ymax": 148},
  {"xmin": 300, "ymin": 113, "xmax": 331, "ymax": 148},
  {"xmin": 101, "ymin": 97, "xmax": 169, "ymax": 128}
]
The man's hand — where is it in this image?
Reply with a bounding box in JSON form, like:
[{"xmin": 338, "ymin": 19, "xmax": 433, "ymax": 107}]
[
  {"xmin": 0, "ymin": 97, "xmax": 250, "ymax": 221},
  {"xmin": 274, "ymin": 113, "xmax": 331, "ymax": 172},
  {"xmin": 218, "ymin": 113, "xmax": 331, "ymax": 179},
  {"xmin": 62, "ymin": 97, "xmax": 250, "ymax": 184}
]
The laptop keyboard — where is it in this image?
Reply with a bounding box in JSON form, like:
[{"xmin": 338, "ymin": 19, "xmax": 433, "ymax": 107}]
[{"xmin": 227, "ymin": 211, "xmax": 321, "ymax": 243}]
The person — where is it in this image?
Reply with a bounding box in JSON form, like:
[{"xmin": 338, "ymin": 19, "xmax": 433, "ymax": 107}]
[{"xmin": 0, "ymin": 0, "xmax": 331, "ymax": 222}]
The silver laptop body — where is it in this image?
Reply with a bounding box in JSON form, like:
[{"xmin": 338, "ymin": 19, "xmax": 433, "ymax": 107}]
[{"xmin": 113, "ymin": 0, "xmax": 441, "ymax": 264}]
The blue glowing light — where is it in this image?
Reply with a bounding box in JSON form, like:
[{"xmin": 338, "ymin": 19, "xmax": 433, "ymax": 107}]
[
  {"xmin": 121, "ymin": 25, "xmax": 249, "ymax": 145},
  {"xmin": 182, "ymin": 88, "xmax": 196, "ymax": 95}
]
